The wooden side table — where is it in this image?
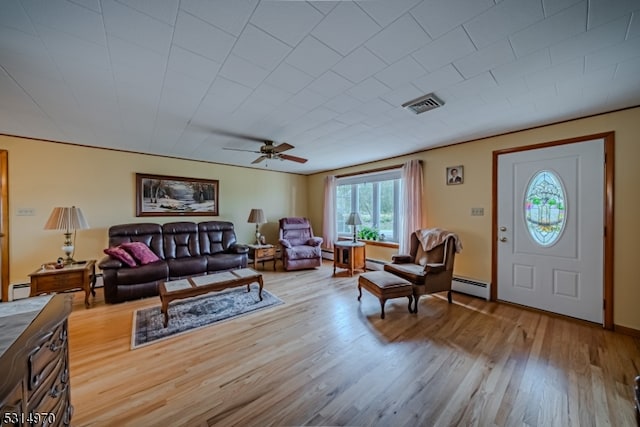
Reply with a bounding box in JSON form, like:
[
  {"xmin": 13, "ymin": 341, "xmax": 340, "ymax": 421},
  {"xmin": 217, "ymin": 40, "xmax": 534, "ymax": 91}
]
[
  {"xmin": 29, "ymin": 260, "xmax": 96, "ymax": 308},
  {"xmin": 333, "ymin": 241, "xmax": 366, "ymax": 276},
  {"xmin": 247, "ymin": 244, "xmax": 276, "ymax": 271}
]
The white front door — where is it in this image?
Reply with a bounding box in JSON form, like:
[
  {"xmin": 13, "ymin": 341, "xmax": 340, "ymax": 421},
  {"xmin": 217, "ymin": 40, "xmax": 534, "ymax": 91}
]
[{"xmin": 497, "ymin": 139, "xmax": 604, "ymax": 323}]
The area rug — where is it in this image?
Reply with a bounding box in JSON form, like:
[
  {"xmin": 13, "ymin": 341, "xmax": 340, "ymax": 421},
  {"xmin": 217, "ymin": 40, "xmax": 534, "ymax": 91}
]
[{"xmin": 131, "ymin": 284, "xmax": 283, "ymax": 349}]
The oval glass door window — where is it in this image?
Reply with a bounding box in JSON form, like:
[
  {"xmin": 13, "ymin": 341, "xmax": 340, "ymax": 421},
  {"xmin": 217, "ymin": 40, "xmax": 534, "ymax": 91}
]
[{"xmin": 524, "ymin": 170, "xmax": 567, "ymax": 246}]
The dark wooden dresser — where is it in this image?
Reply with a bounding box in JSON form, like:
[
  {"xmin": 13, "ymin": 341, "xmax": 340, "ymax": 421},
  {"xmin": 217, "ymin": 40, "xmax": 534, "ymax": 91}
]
[{"xmin": 0, "ymin": 294, "xmax": 73, "ymax": 426}]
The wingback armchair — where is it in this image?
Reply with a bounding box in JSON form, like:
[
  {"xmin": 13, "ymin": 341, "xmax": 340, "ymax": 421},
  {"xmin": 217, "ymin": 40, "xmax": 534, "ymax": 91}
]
[
  {"xmin": 384, "ymin": 229, "xmax": 460, "ymax": 313},
  {"xmin": 279, "ymin": 217, "xmax": 323, "ymax": 271}
]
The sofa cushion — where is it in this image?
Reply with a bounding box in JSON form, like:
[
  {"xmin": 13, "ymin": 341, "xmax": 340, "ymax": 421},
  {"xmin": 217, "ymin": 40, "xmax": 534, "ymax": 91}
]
[
  {"xmin": 120, "ymin": 241, "xmax": 160, "ymax": 265},
  {"xmin": 104, "ymin": 246, "xmax": 137, "ymax": 267},
  {"xmin": 198, "ymin": 221, "xmax": 239, "ymax": 254},
  {"xmin": 384, "ymin": 263, "xmax": 427, "ymax": 286},
  {"xmin": 108, "ymin": 223, "xmax": 165, "ymax": 259},
  {"xmin": 359, "ymin": 271, "xmax": 412, "ymax": 290},
  {"xmin": 167, "ymin": 256, "xmax": 207, "ymax": 279},
  {"xmin": 115, "ymin": 260, "xmax": 169, "ymax": 286},
  {"xmin": 205, "ymin": 253, "xmax": 247, "ymax": 272},
  {"xmin": 163, "ymin": 222, "xmax": 200, "ymax": 259}
]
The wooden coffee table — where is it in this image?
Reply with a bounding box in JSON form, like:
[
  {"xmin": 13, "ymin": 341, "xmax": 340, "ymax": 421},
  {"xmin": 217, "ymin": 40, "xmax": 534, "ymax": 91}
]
[{"xmin": 159, "ymin": 268, "xmax": 263, "ymax": 327}]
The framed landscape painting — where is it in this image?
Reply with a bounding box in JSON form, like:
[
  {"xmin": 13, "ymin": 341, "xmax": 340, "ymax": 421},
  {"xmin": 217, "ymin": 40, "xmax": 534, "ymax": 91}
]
[{"xmin": 136, "ymin": 173, "xmax": 219, "ymax": 217}]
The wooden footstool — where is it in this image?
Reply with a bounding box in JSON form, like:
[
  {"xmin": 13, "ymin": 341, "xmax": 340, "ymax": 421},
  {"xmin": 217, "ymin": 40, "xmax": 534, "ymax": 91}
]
[{"xmin": 358, "ymin": 271, "xmax": 414, "ymax": 319}]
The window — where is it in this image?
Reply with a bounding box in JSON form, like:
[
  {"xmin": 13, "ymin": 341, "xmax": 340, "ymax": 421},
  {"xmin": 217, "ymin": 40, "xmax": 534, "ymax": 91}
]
[{"xmin": 336, "ymin": 169, "xmax": 401, "ymax": 242}]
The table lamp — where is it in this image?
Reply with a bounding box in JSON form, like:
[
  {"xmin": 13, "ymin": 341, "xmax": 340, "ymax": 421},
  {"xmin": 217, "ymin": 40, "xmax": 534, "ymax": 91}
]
[
  {"xmin": 44, "ymin": 206, "xmax": 90, "ymax": 264},
  {"xmin": 247, "ymin": 208, "xmax": 266, "ymax": 244},
  {"xmin": 346, "ymin": 212, "xmax": 362, "ymax": 243}
]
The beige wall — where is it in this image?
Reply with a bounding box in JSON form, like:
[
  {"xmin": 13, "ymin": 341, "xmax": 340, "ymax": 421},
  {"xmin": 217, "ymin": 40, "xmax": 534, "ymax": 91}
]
[
  {"xmin": 2, "ymin": 107, "xmax": 639, "ymax": 329},
  {"xmin": 308, "ymin": 107, "xmax": 640, "ymax": 330},
  {"xmin": 0, "ymin": 135, "xmax": 307, "ymax": 288}
]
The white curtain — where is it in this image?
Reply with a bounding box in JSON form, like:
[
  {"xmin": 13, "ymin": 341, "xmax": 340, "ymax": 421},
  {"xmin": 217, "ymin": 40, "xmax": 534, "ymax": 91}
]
[
  {"xmin": 322, "ymin": 175, "xmax": 337, "ymax": 249},
  {"xmin": 400, "ymin": 160, "xmax": 424, "ymax": 254}
]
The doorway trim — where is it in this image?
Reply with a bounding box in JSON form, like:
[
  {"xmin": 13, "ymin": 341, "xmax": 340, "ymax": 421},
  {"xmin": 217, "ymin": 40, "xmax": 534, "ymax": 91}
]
[
  {"xmin": 491, "ymin": 132, "xmax": 614, "ymax": 329},
  {"xmin": 1, "ymin": 150, "xmax": 9, "ymax": 302}
]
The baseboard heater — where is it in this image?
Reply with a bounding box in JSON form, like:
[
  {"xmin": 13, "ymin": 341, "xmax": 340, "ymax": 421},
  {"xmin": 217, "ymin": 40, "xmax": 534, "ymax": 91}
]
[
  {"xmin": 452, "ymin": 276, "xmax": 490, "ymax": 300},
  {"xmin": 323, "ymin": 250, "xmax": 489, "ymax": 300}
]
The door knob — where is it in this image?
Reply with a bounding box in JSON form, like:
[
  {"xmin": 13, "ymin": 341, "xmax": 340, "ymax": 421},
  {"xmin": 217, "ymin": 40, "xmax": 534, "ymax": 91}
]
[
  {"xmin": 499, "ymin": 237, "xmax": 507, "ymax": 242},
  {"xmin": 499, "ymin": 226, "xmax": 507, "ymax": 232}
]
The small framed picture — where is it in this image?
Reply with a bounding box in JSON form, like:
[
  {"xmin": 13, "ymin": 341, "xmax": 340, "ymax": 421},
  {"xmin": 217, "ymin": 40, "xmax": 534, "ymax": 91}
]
[{"xmin": 446, "ymin": 165, "xmax": 464, "ymax": 185}]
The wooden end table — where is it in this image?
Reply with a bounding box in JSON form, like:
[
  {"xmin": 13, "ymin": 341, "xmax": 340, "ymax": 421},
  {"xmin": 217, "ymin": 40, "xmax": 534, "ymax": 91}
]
[
  {"xmin": 333, "ymin": 241, "xmax": 366, "ymax": 276},
  {"xmin": 247, "ymin": 244, "xmax": 276, "ymax": 271},
  {"xmin": 29, "ymin": 260, "xmax": 96, "ymax": 308}
]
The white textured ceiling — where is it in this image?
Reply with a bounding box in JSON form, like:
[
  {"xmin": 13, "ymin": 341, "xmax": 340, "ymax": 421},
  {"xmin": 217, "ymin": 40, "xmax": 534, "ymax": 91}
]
[{"xmin": 1, "ymin": 0, "xmax": 639, "ymax": 174}]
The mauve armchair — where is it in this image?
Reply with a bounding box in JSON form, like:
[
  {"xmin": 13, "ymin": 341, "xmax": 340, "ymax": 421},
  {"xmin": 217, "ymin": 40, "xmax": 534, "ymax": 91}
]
[{"xmin": 279, "ymin": 217, "xmax": 323, "ymax": 271}]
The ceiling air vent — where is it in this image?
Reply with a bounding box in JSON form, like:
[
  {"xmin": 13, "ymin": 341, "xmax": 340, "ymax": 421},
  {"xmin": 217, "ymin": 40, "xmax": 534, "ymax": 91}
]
[{"xmin": 402, "ymin": 93, "xmax": 444, "ymax": 114}]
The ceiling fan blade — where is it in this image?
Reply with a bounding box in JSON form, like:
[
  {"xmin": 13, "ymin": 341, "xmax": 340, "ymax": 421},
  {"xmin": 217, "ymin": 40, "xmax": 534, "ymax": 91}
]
[
  {"xmin": 223, "ymin": 147, "xmax": 261, "ymax": 153},
  {"xmin": 274, "ymin": 142, "xmax": 294, "ymax": 153},
  {"xmin": 279, "ymin": 153, "xmax": 308, "ymax": 164},
  {"xmin": 190, "ymin": 125, "xmax": 267, "ymax": 143},
  {"xmin": 252, "ymin": 155, "xmax": 267, "ymax": 164}
]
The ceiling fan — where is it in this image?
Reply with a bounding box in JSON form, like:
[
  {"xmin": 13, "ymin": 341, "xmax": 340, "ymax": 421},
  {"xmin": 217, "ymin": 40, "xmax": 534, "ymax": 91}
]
[
  {"xmin": 223, "ymin": 139, "xmax": 308, "ymax": 164},
  {"xmin": 187, "ymin": 125, "xmax": 308, "ymax": 164}
]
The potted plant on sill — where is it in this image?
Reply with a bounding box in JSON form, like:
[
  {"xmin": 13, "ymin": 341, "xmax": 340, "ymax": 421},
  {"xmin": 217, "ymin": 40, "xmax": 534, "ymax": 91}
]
[{"xmin": 357, "ymin": 226, "xmax": 380, "ymax": 241}]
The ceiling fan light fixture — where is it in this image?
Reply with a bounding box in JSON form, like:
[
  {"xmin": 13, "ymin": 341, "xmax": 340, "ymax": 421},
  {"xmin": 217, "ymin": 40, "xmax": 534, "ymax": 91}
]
[{"xmin": 221, "ymin": 135, "xmax": 308, "ymax": 164}]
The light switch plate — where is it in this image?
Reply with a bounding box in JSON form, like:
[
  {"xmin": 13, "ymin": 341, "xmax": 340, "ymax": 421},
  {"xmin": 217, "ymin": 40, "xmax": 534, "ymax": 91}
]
[
  {"xmin": 16, "ymin": 208, "xmax": 35, "ymax": 216},
  {"xmin": 471, "ymin": 207, "xmax": 484, "ymax": 216}
]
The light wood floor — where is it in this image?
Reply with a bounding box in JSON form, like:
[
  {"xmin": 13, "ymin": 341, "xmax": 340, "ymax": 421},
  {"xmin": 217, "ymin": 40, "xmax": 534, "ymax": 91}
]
[{"xmin": 67, "ymin": 262, "xmax": 640, "ymax": 426}]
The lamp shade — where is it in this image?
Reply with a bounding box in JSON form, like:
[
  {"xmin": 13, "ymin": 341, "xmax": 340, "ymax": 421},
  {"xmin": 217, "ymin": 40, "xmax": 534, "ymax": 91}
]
[
  {"xmin": 44, "ymin": 206, "xmax": 90, "ymax": 231},
  {"xmin": 345, "ymin": 212, "xmax": 362, "ymax": 226},
  {"xmin": 247, "ymin": 208, "xmax": 266, "ymax": 224}
]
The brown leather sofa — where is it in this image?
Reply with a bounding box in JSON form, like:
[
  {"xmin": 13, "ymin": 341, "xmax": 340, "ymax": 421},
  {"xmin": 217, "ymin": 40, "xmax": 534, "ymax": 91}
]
[{"xmin": 98, "ymin": 221, "xmax": 248, "ymax": 303}]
